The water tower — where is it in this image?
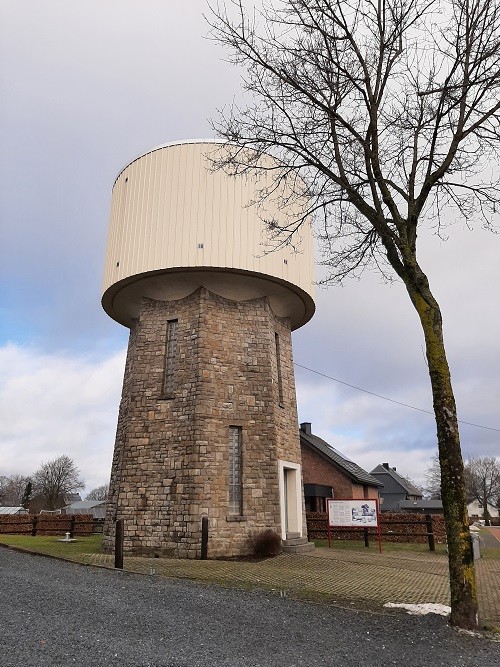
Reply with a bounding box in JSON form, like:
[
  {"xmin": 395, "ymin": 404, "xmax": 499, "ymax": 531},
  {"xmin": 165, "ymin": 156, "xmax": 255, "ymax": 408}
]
[{"xmin": 101, "ymin": 141, "xmax": 315, "ymax": 558}]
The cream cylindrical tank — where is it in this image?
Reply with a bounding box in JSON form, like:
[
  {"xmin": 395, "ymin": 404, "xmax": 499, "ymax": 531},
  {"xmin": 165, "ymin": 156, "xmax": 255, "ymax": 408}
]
[{"xmin": 102, "ymin": 141, "xmax": 315, "ymax": 329}]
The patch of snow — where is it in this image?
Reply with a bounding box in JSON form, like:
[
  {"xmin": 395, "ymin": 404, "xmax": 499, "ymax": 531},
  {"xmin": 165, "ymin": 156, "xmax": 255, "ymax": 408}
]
[{"xmin": 384, "ymin": 602, "xmax": 451, "ymax": 617}]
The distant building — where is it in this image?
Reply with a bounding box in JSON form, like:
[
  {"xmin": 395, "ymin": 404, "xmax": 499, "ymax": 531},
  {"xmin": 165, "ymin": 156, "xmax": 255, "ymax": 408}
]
[
  {"xmin": 467, "ymin": 500, "xmax": 499, "ymax": 521},
  {"xmin": 299, "ymin": 423, "xmax": 382, "ymax": 512},
  {"xmin": 370, "ymin": 463, "xmax": 423, "ymax": 511},
  {"xmin": 397, "ymin": 499, "xmax": 443, "ymax": 514},
  {"xmin": 62, "ymin": 500, "xmax": 106, "ymax": 519}
]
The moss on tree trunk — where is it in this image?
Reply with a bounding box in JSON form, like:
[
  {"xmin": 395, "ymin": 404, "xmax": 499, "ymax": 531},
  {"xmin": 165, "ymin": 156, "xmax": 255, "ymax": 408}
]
[{"xmin": 408, "ymin": 285, "xmax": 478, "ymax": 629}]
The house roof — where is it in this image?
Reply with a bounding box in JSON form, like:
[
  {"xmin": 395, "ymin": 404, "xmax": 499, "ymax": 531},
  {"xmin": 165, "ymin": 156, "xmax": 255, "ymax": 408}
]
[
  {"xmin": 64, "ymin": 493, "xmax": 82, "ymax": 503},
  {"xmin": 370, "ymin": 463, "xmax": 423, "ymax": 497},
  {"xmin": 299, "ymin": 423, "xmax": 383, "ymax": 488},
  {"xmin": 0, "ymin": 506, "xmax": 28, "ymax": 514},
  {"xmin": 398, "ymin": 499, "xmax": 443, "ymax": 511},
  {"xmin": 63, "ymin": 500, "xmax": 106, "ymax": 510}
]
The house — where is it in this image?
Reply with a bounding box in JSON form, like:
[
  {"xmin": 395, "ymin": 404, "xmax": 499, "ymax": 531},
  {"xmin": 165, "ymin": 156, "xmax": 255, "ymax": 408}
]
[
  {"xmin": 62, "ymin": 500, "xmax": 106, "ymax": 519},
  {"xmin": 299, "ymin": 422, "xmax": 382, "ymax": 512},
  {"xmin": 467, "ymin": 499, "xmax": 499, "ymax": 522},
  {"xmin": 370, "ymin": 463, "xmax": 423, "ymax": 511}
]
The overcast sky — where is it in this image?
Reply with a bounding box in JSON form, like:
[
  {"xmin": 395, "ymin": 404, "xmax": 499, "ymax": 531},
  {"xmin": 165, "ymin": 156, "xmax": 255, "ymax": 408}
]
[{"xmin": 1, "ymin": 1, "xmax": 498, "ymax": 497}]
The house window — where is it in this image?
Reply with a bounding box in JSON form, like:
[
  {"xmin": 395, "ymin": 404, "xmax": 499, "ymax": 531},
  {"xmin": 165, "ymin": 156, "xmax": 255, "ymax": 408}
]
[
  {"xmin": 163, "ymin": 319, "xmax": 178, "ymax": 397},
  {"xmin": 303, "ymin": 484, "xmax": 333, "ymax": 513},
  {"xmin": 275, "ymin": 333, "xmax": 284, "ymax": 406},
  {"xmin": 228, "ymin": 426, "xmax": 243, "ymax": 515}
]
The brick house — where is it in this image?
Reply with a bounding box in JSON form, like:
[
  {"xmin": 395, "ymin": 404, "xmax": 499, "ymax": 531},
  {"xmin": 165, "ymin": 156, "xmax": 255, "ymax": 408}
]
[{"xmin": 299, "ymin": 422, "xmax": 382, "ymax": 511}]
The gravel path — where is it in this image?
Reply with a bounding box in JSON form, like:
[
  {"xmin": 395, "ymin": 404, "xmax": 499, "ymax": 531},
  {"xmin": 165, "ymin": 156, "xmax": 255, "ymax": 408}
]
[{"xmin": 1, "ymin": 549, "xmax": 497, "ymax": 667}]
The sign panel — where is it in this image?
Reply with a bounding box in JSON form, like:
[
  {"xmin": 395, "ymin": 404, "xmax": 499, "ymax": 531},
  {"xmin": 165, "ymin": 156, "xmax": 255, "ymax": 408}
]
[{"xmin": 327, "ymin": 499, "xmax": 379, "ymax": 527}]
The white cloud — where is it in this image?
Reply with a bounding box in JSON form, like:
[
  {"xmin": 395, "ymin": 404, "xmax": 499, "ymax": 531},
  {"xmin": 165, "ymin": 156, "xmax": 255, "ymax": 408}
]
[{"xmin": 0, "ymin": 343, "xmax": 125, "ymax": 495}]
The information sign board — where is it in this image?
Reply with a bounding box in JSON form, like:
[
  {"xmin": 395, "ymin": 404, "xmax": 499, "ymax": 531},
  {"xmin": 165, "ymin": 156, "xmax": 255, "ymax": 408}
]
[
  {"xmin": 327, "ymin": 499, "xmax": 379, "ymax": 527},
  {"xmin": 327, "ymin": 498, "xmax": 381, "ymax": 552}
]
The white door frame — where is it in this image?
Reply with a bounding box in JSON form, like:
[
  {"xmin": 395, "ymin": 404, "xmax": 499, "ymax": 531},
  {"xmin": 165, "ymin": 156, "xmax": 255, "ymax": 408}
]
[{"xmin": 278, "ymin": 460, "xmax": 303, "ymax": 539}]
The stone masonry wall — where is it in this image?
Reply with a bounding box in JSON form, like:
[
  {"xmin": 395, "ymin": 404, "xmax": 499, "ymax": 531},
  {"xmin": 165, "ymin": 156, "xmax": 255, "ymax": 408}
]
[{"xmin": 103, "ymin": 287, "xmax": 303, "ymax": 558}]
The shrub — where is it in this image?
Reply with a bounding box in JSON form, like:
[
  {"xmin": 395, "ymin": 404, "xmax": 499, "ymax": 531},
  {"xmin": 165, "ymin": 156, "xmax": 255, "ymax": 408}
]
[{"xmin": 247, "ymin": 529, "xmax": 282, "ymax": 557}]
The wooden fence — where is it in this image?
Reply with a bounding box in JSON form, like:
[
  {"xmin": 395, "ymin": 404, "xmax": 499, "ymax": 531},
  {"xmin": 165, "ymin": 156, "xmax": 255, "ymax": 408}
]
[
  {"xmin": 0, "ymin": 514, "xmax": 94, "ymax": 536},
  {"xmin": 307, "ymin": 511, "xmax": 446, "ymax": 545}
]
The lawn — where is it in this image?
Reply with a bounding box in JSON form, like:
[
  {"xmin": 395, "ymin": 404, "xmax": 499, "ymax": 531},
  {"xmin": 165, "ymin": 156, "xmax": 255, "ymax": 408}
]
[
  {"xmin": 0, "ymin": 533, "xmax": 497, "ymax": 561},
  {"xmin": 0, "ymin": 534, "xmax": 103, "ymax": 559},
  {"xmin": 313, "ymin": 538, "xmax": 448, "ymax": 555},
  {"xmin": 314, "ymin": 535, "xmax": 499, "ymax": 559}
]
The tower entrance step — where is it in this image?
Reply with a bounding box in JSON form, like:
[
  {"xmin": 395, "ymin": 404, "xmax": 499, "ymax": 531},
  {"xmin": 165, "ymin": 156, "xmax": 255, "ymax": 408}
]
[{"xmin": 281, "ymin": 536, "xmax": 315, "ymax": 554}]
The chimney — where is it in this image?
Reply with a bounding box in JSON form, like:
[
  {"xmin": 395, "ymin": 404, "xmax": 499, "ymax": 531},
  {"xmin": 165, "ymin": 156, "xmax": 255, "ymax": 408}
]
[
  {"xmin": 300, "ymin": 422, "xmax": 312, "ymax": 435},
  {"xmin": 382, "ymin": 463, "xmax": 389, "ymax": 469}
]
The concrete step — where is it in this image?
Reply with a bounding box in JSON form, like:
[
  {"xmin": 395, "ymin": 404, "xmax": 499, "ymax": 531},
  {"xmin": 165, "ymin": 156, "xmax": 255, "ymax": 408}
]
[
  {"xmin": 285, "ymin": 532, "xmax": 301, "ymax": 540},
  {"xmin": 282, "ymin": 537, "xmax": 309, "ymax": 547},
  {"xmin": 281, "ymin": 536, "xmax": 315, "ymax": 554},
  {"xmin": 281, "ymin": 540, "xmax": 316, "ymax": 555}
]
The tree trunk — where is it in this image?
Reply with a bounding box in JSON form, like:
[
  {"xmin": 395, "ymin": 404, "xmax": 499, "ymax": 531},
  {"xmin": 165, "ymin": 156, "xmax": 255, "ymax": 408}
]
[
  {"xmin": 407, "ymin": 280, "xmax": 479, "ymax": 629},
  {"xmin": 483, "ymin": 480, "xmax": 490, "ymax": 526}
]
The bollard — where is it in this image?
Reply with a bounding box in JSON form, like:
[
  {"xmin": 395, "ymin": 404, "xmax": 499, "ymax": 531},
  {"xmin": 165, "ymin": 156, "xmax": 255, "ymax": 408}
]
[
  {"xmin": 114, "ymin": 519, "xmax": 124, "ymax": 569},
  {"xmin": 425, "ymin": 514, "xmax": 435, "ymax": 552},
  {"xmin": 201, "ymin": 516, "xmax": 208, "ymax": 560},
  {"xmin": 471, "ymin": 533, "xmax": 481, "ymax": 561}
]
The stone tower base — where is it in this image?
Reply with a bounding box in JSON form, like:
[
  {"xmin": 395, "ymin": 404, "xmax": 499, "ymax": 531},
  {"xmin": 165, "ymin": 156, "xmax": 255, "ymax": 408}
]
[{"xmin": 103, "ymin": 287, "xmax": 306, "ymax": 558}]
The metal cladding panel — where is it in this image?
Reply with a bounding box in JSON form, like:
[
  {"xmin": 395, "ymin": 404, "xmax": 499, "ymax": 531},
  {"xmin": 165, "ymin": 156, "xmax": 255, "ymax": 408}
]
[{"xmin": 103, "ymin": 142, "xmax": 315, "ymax": 326}]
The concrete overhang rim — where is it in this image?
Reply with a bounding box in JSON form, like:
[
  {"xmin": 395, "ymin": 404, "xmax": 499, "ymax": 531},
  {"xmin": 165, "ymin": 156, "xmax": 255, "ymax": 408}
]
[{"xmin": 102, "ymin": 266, "xmax": 315, "ymax": 331}]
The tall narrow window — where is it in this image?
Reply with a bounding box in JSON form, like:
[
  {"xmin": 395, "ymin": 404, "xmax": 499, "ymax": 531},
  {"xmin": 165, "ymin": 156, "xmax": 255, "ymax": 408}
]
[
  {"xmin": 228, "ymin": 426, "xmax": 243, "ymax": 515},
  {"xmin": 275, "ymin": 333, "xmax": 284, "ymax": 406},
  {"xmin": 163, "ymin": 319, "xmax": 178, "ymax": 397}
]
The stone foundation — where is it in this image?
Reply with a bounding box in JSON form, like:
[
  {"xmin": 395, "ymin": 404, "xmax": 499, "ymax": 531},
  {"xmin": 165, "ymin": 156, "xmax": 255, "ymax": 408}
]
[{"xmin": 103, "ymin": 287, "xmax": 304, "ymax": 558}]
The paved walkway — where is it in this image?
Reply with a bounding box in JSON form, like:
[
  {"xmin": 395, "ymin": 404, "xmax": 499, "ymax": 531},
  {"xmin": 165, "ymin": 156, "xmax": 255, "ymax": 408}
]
[
  {"xmin": 482, "ymin": 527, "xmax": 500, "ymax": 547},
  {"xmin": 73, "ymin": 546, "xmax": 499, "ymax": 629}
]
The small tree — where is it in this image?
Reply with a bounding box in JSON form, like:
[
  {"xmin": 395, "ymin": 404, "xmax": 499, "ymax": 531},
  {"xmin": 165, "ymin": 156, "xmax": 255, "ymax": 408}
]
[
  {"xmin": 465, "ymin": 457, "xmax": 500, "ymax": 525},
  {"xmin": 209, "ymin": 0, "xmax": 500, "ymax": 628},
  {"xmin": 85, "ymin": 484, "xmax": 109, "ymax": 501},
  {"xmin": 21, "ymin": 478, "xmax": 33, "ymax": 509},
  {"xmin": 32, "ymin": 455, "xmax": 84, "ymax": 511}
]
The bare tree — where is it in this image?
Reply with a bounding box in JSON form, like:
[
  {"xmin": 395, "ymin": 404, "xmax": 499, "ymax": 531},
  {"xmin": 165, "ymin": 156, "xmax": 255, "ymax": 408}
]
[
  {"xmin": 32, "ymin": 456, "xmax": 84, "ymax": 511},
  {"xmin": 465, "ymin": 456, "xmax": 500, "ymax": 525},
  {"xmin": 209, "ymin": 0, "xmax": 500, "ymax": 628},
  {"xmin": 424, "ymin": 453, "xmax": 500, "ymax": 519},
  {"xmin": 0, "ymin": 475, "xmax": 9, "ymax": 504},
  {"xmin": 0, "ymin": 474, "xmax": 31, "ymax": 506},
  {"xmin": 424, "ymin": 453, "xmax": 442, "ymax": 499},
  {"xmin": 85, "ymin": 484, "xmax": 109, "ymax": 501}
]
